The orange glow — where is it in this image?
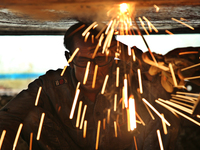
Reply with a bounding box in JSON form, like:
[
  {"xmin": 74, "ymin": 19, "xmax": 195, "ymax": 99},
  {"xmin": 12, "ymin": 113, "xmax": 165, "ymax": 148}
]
[
  {"xmin": 120, "ymin": 3, "xmax": 129, "ymax": 13},
  {"xmin": 95, "ymin": 120, "xmax": 101, "ymax": 150},
  {"xmin": 165, "ymin": 30, "xmax": 173, "ymax": 35},
  {"xmin": 92, "ymin": 65, "xmax": 98, "ymax": 88},
  {"xmin": 83, "ymin": 120, "xmax": 87, "ymax": 138},
  {"xmin": 29, "ymin": 133, "xmax": 33, "ymax": 150},
  {"xmin": 154, "ymin": 5, "xmax": 160, "ymax": 12}
]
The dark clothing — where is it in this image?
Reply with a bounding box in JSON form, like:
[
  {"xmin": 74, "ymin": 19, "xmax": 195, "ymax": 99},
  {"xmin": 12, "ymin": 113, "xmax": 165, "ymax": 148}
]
[{"xmin": 0, "ymin": 49, "xmax": 179, "ymax": 149}]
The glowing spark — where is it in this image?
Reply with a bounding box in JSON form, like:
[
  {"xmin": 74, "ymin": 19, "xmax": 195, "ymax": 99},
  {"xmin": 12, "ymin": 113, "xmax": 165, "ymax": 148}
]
[
  {"xmin": 107, "ymin": 109, "xmax": 111, "ymax": 124},
  {"xmin": 181, "ymin": 63, "xmax": 200, "ymax": 71},
  {"xmin": 101, "ymin": 75, "xmax": 109, "ymax": 94},
  {"xmin": 69, "ymin": 89, "xmax": 80, "ymax": 119},
  {"xmin": 172, "ymin": 18, "xmax": 194, "ymax": 30},
  {"xmin": 82, "ymin": 22, "xmax": 97, "ymax": 36},
  {"xmin": 76, "ymin": 101, "xmax": 83, "ymax": 128},
  {"xmin": 13, "ymin": 123, "xmax": 23, "ymax": 150},
  {"xmin": 92, "ymin": 65, "xmax": 98, "ymax": 88},
  {"xmin": 95, "ymin": 120, "xmax": 101, "ymax": 150},
  {"xmin": 137, "ymin": 69, "xmax": 143, "ymax": 94},
  {"xmin": 124, "ymin": 75, "xmax": 128, "ymax": 108},
  {"xmin": 165, "ymin": 30, "xmax": 173, "ymax": 35},
  {"xmin": 135, "ymin": 112, "xmax": 145, "ymax": 126},
  {"xmin": 128, "ymin": 46, "xmax": 132, "ymax": 56},
  {"xmin": 36, "ymin": 113, "xmax": 45, "ymax": 140},
  {"xmin": 169, "ymin": 63, "xmax": 178, "ymax": 87},
  {"xmin": 154, "ymin": 5, "xmax": 160, "ymax": 12},
  {"xmin": 61, "ymin": 48, "xmax": 80, "ymax": 76},
  {"xmin": 184, "ymin": 75, "xmax": 200, "ymax": 80},
  {"xmin": 83, "ymin": 120, "xmax": 87, "ymax": 138},
  {"xmin": 29, "ymin": 132, "xmax": 33, "ymax": 150},
  {"xmin": 179, "ymin": 51, "xmax": 198, "ymax": 55},
  {"xmin": 114, "ymin": 121, "xmax": 118, "ymax": 137},
  {"xmin": 79, "ymin": 105, "xmax": 87, "ymax": 129},
  {"xmin": 83, "ymin": 61, "xmax": 91, "ymax": 85},
  {"xmin": 131, "ymin": 49, "xmax": 136, "ymax": 62},
  {"xmin": 129, "ymin": 97, "xmax": 137, "ymax": 130},
  {"xmin": 116, "ymin": 67, "xmax": 120, "ymax": 87},
  {"xmin": 158, "ymin": 99, "xmax": 193, "ymax": 114},
  {"xmin": 127, "ymin": 109, "xmax": 130, "ymax": 131},
  {"xmin": 143, "ymin": 102, "xmax": 155, "ymax": 120},
  {"xmin": 84, "ymin": 32, "xmax": 90, "ymax": 42},
  {"xmin": 143, "ymin": 16, "xmax": 152, "ymax": 32},
  {"xmin": 157, "ymin": 130, "xmax": 164, "ymax": 150},
  {"xmin": 142, "ymin": 98, "xmax": 171, "ymax": 126},
  {"xmin": 35, "ymin": 86, "xmax": 42, "ymax": 106},
  {"xmin": 120, "ymin": 3, "xmax": 129, "ymax": 13},
  {"xmin": 0, "ymin": 130, "xmax": 6, "ymax": 149},
  {"xmin": 170, "ymin": 99, "xmax": 193, "ymax": 109},
  {"xmin": 161, "ymin": 114, "xmax": 168, "ymax": 135},
  {"xmin": 138, "ymin": 17, "xmax": 149, "ymax": 35},
  {"xmin": 105, "ymin": 20, "xmax": 113, "ymax": 35},
  {"xmin": 176, "ymin": 91, "xmax": 199, "ymax": 97},
  {"xmin": 92, "ymin": 35, "xmax": 94, "ymax": 43},
  {"xmin": 114, "ymin": 94, "xmax": 117, "ymax": 111},
  {"xmin": 103, "ymin": 118, "xmax": 106, "ymax": 130},
  {"xmin": 156, "ymin": 100, "xmax": 200, "ymax": 126},
  {"xmin": 134, "ymin": 20, "xmax": 158, "ymax": 64},
  {"xmin": 76, "ymin": 82, "xmax": 81, "ymax": 90},
  {"xmin": 180, "ymin": 17, "xmax": 189, "ymax": 22},
  {"xmin": 133, "ymin": 136, "xmax": 138, "ymax": 150}
]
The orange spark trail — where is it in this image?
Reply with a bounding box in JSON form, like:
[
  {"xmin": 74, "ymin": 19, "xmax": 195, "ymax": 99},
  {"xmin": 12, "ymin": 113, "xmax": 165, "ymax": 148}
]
[
  {"xmin": 172, "ymin": 18, "xmax": 194, "ymax": 30},
  {"xmin": 36, "ymin": 113, "xmax": 45, "ymax": 140},
  {"xmin": 35, "ymin": 86, "xmax": 42, "ymax": 106},
  {"xmin": 0, "ymin": 130, "xmax": 6, "ymax": 149},
  {"xmin": 13, "ymin": 123, "xmax": 23, "ymax": 150}
]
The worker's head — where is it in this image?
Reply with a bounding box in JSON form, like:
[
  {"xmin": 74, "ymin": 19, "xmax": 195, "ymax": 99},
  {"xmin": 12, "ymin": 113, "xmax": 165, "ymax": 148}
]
[{"xmin": 64, "ymin": 22, "xmax": 117, "ymax": 92}]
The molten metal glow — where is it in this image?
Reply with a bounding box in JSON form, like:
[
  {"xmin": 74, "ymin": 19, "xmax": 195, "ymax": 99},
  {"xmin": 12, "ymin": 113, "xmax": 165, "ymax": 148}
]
[{"xmin": 120, "ymin": 3, "xmax": 129, "ymax": 13}]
